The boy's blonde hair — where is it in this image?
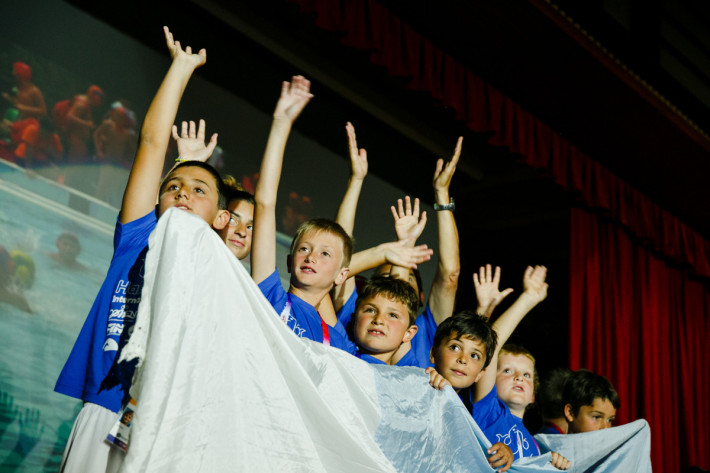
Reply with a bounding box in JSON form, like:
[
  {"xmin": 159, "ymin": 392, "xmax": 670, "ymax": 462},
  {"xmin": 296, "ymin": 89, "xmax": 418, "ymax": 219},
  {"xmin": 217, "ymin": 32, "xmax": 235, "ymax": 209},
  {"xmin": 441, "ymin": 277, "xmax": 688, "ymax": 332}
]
[
  {"xmin": 500, "ymin": 344, "xmax": 540, "ymax": 394},
  {"xmin": 290, "ymin": 218, "xmax": 353, "ymax": 267}
]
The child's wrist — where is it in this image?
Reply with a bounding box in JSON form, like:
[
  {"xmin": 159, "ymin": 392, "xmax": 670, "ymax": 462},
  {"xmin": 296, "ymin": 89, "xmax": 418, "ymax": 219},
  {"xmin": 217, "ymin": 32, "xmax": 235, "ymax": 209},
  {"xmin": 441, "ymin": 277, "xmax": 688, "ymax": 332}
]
[
  {"xmin": 517, "ymin": 291, "xmax": 543, "ymax": 306},
  {"xmin": 434, "ymin": 190, "xmax": 450, "ymax": 205}
]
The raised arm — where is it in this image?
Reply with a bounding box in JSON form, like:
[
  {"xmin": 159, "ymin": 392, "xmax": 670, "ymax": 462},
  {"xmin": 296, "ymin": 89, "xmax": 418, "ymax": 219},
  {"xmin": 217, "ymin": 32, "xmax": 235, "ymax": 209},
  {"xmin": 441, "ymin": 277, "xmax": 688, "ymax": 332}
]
[
  {"xmin": 251, "ymin": 76, "xmax": 312, "ymax": 284},
  {"xmin": 474, "ymin": 265, "xmax": 548, "ymax": 403},
  {"xmin": 427, "ymin": 137, "xmax": 462, "ymax": 324},
  {"xmin": 120, "ymin": 27, "xmax": 206, "ymax": 224},
  {"xmin": 332, "ymin": 122, "xmax": 368, "ymax": 309},
  {"xmin": 336, "ymin": 122, "xmax": 367, "ymax": 234}
]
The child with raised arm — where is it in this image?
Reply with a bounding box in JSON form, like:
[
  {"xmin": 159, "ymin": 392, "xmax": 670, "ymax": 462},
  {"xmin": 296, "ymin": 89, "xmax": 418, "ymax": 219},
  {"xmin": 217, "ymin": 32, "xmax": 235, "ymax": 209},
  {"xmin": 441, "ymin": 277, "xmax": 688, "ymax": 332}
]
[
  {"xmin": 332, "ymin": 122, "xmax": 432, "ymax": 323},
  {"xmin": 251, "ymin": 77, "xmax": 356, "ymax": 353},
  {"xmin": 470, "ymin": 265, "xmax": 571, "ymax": 469},
  {"xmin": 382, "ymin": 137, "xmax": 463, "ymax": 366},
  {"xmin": 54, "ymin": 28, "xmax": 229, "ymax": 473}
]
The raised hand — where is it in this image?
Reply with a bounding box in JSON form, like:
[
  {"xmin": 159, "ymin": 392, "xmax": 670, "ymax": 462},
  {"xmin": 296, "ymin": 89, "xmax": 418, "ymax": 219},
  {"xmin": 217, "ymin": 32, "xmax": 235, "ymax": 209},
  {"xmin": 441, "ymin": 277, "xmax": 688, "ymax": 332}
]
[
  {"xmin": 522, "ymin": 265, "xmax": 548, "ymax": 304},
  {"xmin": 164, "ymin": 26, "xmax": 206, "ymax": 69},
  {"xmin": 391, "ymin": 196, "xmax": 427, "ymax": 244},
  {"xmin": 0, "ymin": 391, "xmax": 18, "ymax": 438},
  {"xmin": 346, "ymin": 122, "xmax": 368, "ymax": 180},
  {"xmin": 433, "ymin": 136, "xmax": 462, "ymax": 193},
  {"xmin": 473, "ymin": 265, "xmax": 514, "ymax": 319},
  {"xmin": 172, "ymin": 119, "xmax": 218, "ymax": 162},
  {"xmin": 381, "ymin": 240, "xmax": 433, "ymax": 269},
  {"xmin": 273, "ymin": 75, "xmax": 313, "ymax": 122}
]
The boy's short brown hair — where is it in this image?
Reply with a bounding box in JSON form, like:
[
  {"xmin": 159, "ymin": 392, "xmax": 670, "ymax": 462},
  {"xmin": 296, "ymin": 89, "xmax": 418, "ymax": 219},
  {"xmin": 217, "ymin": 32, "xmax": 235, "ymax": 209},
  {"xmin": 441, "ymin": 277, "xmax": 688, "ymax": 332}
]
[
  {"xmin": 290, "ymin": 218, "xmax": 353, "ymax": 267},
  {"xmin": 355, "ymin": 276, "xmax": 419, "ymax": 326}
]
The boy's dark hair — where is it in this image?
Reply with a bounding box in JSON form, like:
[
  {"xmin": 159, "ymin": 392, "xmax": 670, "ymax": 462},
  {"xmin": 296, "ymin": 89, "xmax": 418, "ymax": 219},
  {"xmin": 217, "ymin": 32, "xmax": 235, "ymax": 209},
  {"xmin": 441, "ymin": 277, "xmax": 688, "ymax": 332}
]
[
  {"xmin": 499, "ymin": 344, "xmax": 540, "ymax": 394},
  {"xmin": 160, "ymin": 161, "xmax": 228, "ymax": 210},
  {"xmin": 354, "ymin": 276, "xmax": 419, "ymax": 326},
  {"xmin": 433, "ymin": 311, "xmax": 498, "ymax": 369},
  {"xmin": 290, "ymin": 218, "xmax": 353, "ymax": 267},
  {"xmin": 223, "ymin": 175, "xmax": 256, "ymax": 206},
  {"xmin": 562, "ymin": 369, "xmax": 620, "ymax": 416},
  {"xmin": 538, "ymin": 367, "xmax": 573, "ymax": 420}
]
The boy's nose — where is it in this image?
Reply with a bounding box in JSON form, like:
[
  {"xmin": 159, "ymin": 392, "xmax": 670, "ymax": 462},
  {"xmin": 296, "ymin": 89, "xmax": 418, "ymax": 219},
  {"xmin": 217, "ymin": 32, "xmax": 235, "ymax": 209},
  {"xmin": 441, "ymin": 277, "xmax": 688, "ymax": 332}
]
[{"xmin": 234, "ymin": 223, "xmax": 247, "ymax": 236}]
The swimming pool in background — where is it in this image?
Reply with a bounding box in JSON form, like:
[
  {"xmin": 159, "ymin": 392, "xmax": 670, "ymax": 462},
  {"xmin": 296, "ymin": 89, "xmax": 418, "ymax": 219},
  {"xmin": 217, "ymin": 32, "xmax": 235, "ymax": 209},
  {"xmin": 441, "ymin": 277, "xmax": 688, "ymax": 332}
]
[
  {"xmin": 0, "ymin": 159, "xmax": 295, "ymax": 470},
  {"xmin": 0, "ymin": 160, "xmax": 115, "ymax": 471}
]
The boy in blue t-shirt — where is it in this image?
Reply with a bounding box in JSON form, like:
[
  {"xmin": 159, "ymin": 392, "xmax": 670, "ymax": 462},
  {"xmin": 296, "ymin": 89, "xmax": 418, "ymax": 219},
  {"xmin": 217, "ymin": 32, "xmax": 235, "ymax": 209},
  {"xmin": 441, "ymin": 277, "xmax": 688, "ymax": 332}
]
[
  {"xmin": 350, "ymin": 276, "xmax": 420, "ymax": 365},
  {"xmin": 250, "ymin": 76, "xmax": 355, "ymax": 353},
  {"xmin": 429, "ymin": 310, "xmax": 515, "ymax": 471},
  {"xmin": 470, "ymin": 265, "xmax": 570, "ymax": 469},
  {"xmin": 332, "ymin": 125, "xmax": 463, "ymax": 368},
  {"xmin": 54, "ymin": 28, "xmax": 230, "ymax": 473}
]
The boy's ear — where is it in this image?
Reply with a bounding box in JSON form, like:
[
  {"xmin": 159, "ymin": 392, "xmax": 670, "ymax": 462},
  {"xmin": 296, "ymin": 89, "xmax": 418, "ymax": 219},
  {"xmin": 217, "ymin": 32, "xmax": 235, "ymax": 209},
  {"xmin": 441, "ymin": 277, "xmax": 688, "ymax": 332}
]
[
  {"xmin": 563, "ymin": 404, "xmax": 575, "ymax": 423},
  {"xmin": 429, "ymin": 347, "xmax": 436, "ymax": 365},
  {"xmin": 334, "ymin": 267, "xmax": 350, "ymax": 287},
  {"xmin": 402, "ymin": 324, "xmax": 418, "ymax": 343},
  {"xmin": 212, "ymin": 210, "xmax": 230, "ymax": 230},
  {"xmin": 473, "ymin": 367, "xmax": 486, "ymax": 384}
]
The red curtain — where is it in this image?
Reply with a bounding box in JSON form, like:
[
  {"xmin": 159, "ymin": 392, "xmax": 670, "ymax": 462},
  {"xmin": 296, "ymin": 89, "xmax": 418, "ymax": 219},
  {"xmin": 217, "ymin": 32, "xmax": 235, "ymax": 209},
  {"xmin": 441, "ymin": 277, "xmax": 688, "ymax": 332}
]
[
  {"xmin": 570, "ymin": 208, "xmax": 710, "ymax": 471},
  {"xmin": 288, "ymin": 1, "xmax": 710, "ymax": 470}
]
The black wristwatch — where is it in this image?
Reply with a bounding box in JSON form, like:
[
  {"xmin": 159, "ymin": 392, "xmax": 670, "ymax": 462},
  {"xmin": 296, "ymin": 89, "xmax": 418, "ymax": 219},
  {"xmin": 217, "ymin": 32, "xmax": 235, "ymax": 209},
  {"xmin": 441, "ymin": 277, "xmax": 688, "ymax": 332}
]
[{"xmin": 433, "ymin": 198, "xmax": 455, "ymax": 211}]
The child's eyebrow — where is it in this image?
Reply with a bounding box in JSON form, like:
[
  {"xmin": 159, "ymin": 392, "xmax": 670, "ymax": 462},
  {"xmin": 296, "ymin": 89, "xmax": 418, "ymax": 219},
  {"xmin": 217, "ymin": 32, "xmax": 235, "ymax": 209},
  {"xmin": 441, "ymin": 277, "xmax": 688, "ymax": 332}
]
[{"xmin": 190, "ymin": 178, "xmax": 213, "ymax": 189}]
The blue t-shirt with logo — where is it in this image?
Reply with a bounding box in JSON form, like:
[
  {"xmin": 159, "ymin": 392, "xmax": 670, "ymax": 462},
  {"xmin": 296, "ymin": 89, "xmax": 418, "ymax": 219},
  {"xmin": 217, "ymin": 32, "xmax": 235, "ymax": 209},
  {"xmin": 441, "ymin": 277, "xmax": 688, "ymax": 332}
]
[
  {"xmin": 259, "ymin": 269, "xmax": 357, "ymax": 355},
  {"xmin": 337, "ymin": 290, "xmax": 436, "ymax": 368},
  {"xmin": 55, "ymin": 211, "xmax": 156, "ymax": 413},
  {"xmin": 469, "ymin": 386, "xmax": 540, "ymax": 460}
]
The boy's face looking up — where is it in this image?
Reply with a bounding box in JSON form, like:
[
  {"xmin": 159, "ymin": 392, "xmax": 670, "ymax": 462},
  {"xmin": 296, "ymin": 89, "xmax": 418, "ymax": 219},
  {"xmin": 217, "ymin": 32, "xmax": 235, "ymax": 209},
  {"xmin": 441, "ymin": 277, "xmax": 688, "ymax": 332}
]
[
  {"xmin": 217, "ymin": 199, "xmax": 254, "ymax": 261},
  {"xmin": 353, "ymin": 294, "xmax": 417, "ymax": 361},
  {"xmin": 158, "ymin": 165, "xmax": 228, "ymax": 229},
  {"xmin": 496, "ymin": 353, "xmax": 535, "ymax": 416},
  {"xmin": 564, "ymin": 397, "xmax": 617, "ymax": 433},
  {"xmin": 289, "ymin": 229, "xmax": 349, "ymax": 291},
  {"xmin": 430, "ymin": 332, "xmax": 487, "ymax": 391}
]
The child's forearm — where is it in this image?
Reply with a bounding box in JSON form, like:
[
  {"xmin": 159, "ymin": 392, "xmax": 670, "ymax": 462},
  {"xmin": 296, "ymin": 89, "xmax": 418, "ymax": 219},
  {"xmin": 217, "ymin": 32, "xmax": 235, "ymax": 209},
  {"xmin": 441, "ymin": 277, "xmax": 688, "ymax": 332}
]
[
  {"xmin": 427, "ymin": 186, "xmax": 461, "ymax": 324},
  {"xmin": 336, "ymin": 176, "xmax": 364, "ymax": 235},
  {"xmin": 254, "ymin": 118, "xmax": 292, "ymax": 209},
  {"xmin": 491, "ymin": 292, "xmax": 541, "ymax": 348},
  {"xmin": 251, "ymin": 118, "xmax": 294, "ymax": 283}
]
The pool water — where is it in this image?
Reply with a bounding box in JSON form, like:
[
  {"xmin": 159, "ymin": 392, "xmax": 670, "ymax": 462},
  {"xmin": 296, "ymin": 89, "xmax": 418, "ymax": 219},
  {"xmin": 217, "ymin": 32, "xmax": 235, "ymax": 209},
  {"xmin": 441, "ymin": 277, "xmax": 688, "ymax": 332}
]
[{"xmin": 1, "ymin": 168, "xmax": 115, "ymax": 471}]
